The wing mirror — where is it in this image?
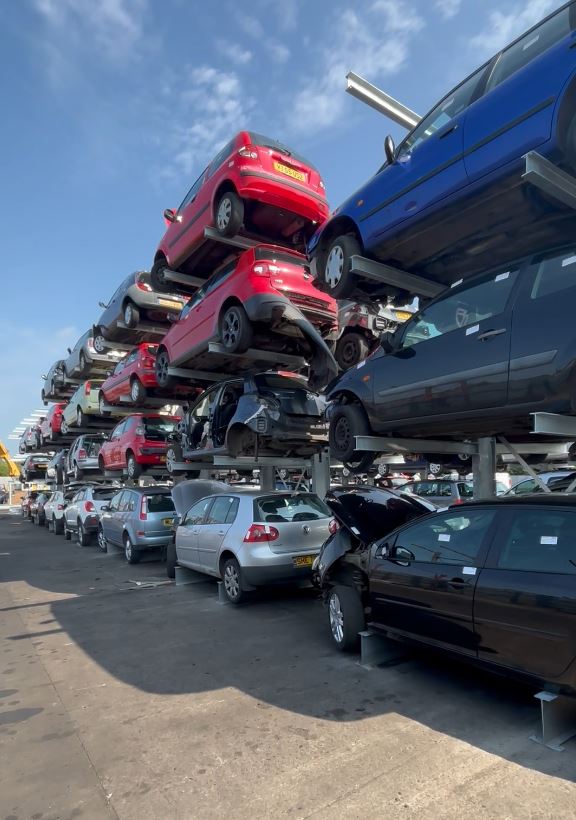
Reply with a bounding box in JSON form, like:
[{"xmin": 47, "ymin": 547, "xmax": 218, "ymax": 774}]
[
  {"xmin": 67, "ymin": 347, "xmax": 72, "ymax": 354},
  {"xmin": 379, "ymin": 331, "xmax": 397, "ymax": 354},
  {"xmin": 172, "ymin": 514, "xmax": 181, "ymax": 528},
  {"xmin": 391, "ymin": 546, "xmax": 414, "ymax": 565},
  {"xmin": 163, "ymin": 208, "xmax": 176, "ymax": 223},
  {"xmin": 384, "ymin": 135, "xmax": 396, "ymax": 165},
  {"xmin": 100, "ymin": 505, "xmax": 110, "ymax": 512}
]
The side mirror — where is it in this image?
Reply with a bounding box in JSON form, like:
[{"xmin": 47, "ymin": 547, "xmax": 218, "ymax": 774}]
[
  {"xmin": 67, "ymin": 347, "xmax": 72, "ymax": 355},
  {"xmin": 384, "ymin": 135, "xmax": 396, "ymax": 165},
  {"xmin": 390, "ymin": 546, "xmax": 414, "ymax": 565},
  {"xmin": 172, "ymin": 514, "xmax": 181, "ymax": 528},
  {"xmin": 163, "ymin": 208, "xmax": 176, "ymax": 223},
  {"xmin": 379, "ymin": 331, "xmax": 397, "ymax": 354},
  {"xmin": 101, "ymin": 505, "xmax": 110, "ymax": 512}
]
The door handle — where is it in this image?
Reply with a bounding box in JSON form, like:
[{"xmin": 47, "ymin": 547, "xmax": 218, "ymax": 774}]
[
  {"xmin": 477, "ymin": 328, "xmax": 506, "ymax": 341},
  {"xmin": 447, "ymin": 577, "xmax": 468, "ymax": 589},
  {"xmin": 217, "ymin": 530, "xmax": 226, "ymax": 535},
  {"xmin": 438, "ymin": 124, "xmax": 458, "ymax": 139}
]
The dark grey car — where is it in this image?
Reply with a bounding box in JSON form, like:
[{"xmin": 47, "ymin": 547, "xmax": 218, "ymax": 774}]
[
  {"xmin": 63, "ymin": 330, "xmax": 126, "ymax": 379},
  {"xmin": 41, "ymin": 359, "xmax": 67, "ymax": 404},
  {"xmin": 93, "ymin": 271, "xmax": 186, "ymax": 350}
]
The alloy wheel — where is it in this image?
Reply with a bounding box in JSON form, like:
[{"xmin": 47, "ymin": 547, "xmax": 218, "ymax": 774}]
[
  {"xmin": 98, "ymin": 528, "xmax": 107, "ymax": 552},
  {"xmin": 329, "ymin": 592, "xmax": 344, "ymax": 644},
  {"xmin": 223, "ymin": 564, "xmax": 240, "ymax": 601},
  {"xmin": 326, "ymin": 245, "xmax": 344, "ymax": 288},
  {"xmin": 216, "ymin": 197, "xmax": 232, "ymax": 232},
  {"xmin": 130, "ymin": 380, "xmax": 140, "ymax": 403},
  {"xmin": 125, "ymin": 538, "xmax": 133, "ymax": 562},
  {"xmin": 93, "ymin": 334, "xmax": 107, "ymax": 354},
  {"xmin": 221, "ymin": 309, "xmax": 240, "ymax": 349},
  {"xmin": 157, "ymin": 353, "xmax": 169, "ymax": 385},
  {"xmin": 76, "ymin": 408, "xmax": 83, "ymax": 426}
]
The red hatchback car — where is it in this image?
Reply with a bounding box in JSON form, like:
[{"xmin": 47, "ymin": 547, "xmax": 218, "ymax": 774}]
[
  {"xmin": 99, "ymin": 343, "xmax": 196, "ymax": 408},
  {"xmin": 98, "ymin": 413, "xmax": 180, "ymax": 479},
  {"xmin": 155, "ymin": 244, "xmax": 338, "ymax": 388},
  {"xmin": 151, "ymin": 131, "xmax": 329, "ymax": 290},
  {"xmin": 39, "ymin": 403, "xmax": 66, "ymax": 444}
]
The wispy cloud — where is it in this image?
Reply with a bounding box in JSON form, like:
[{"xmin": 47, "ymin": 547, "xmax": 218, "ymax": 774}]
[
  {"xmin": 235, "ymin": 11, "xmax": 291, "ymax": 64},
  {"xmin": 290, "ymin": 0, "xmax": 424, "ymax": 133},
  {"xmin": 434, "ymin": 0, "xmax": 463, "ymax": 19},
  {"xmin": 216, "ymin": 39, "xmax": 253, "ymax": 65},
  {"xmin": 471, "ymin": 0, "xmax": 562, "ymax": 54},
  {"xmin": 268, "ymin": 43, "xmax": 290, "ymax": 64}
]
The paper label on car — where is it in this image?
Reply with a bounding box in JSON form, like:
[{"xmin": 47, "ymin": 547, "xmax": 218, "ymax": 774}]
[
  {"xmin": 540, "ymin": 536, "xmax": 558, "ymax": 545},
  {"xmin": 465, "ymin": 324, "xmax": 479, "ymax": 336},
  {"xmin": 462, "ymin": 567, "xmax": 476, "ymax": 575},
  {"xmin": 357, "ymin": 361, "xmax": 366, "ymax": 369},
  {"xmin": 351, "ymin": 526, "xmax": 360, "ymax": 535},
  {"xmin": 451, "ymin": 278, "xmax": 463, "ymax": 289},
  {"xmin": 562, "ymin": 255, "xmax": 576, "ymax": 267},
  {"xmin": 438, "ymin": 533, "xmax": 450, "ymax": 542},
  {"xmin": 495, "ymin": 272, "xmax": 510, "ymax": 282}
]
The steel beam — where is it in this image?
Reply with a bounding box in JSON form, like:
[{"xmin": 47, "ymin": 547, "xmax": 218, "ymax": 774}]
[
  {"xmin": 473, "ymin": 437, "xmax": 496, "ymax": 499},
  {"xmin": 116, "ymin": 320, "xmax": 169, "ymax": 336},
  {"xmin": 498, "ymin": 437, "xmax": 552, "ymax": 493},
  {"xmin": 166, "ymin": 366, "xmax": 224, "ymax": 382},
  {"xmin": 532, "ymin": 412, "xmax": 576, "ymax": 438},
  {"xmin": 162, "ymin": 269, "xmax": 207, "ymax": 288},
  {"xmin": 354, "ymin": 436, "xmax": 477, "ymax": 456},
  {"xmin": 349, "ymin": 255, "xmax": 444, "ymax": 299},
  {"xmin": 523, "ymin": 151, "xmax": 576, "ymax": 211},
  {"xmin": 207, "ymin": 343, "xmax": 306, "ymax": 369},
  {"xmin": 203, "ymin": 227, "xmax": 260, "ymax": 250},
  {"xmin": 345, "ymin": 72, "xmax": 421, "ymax": 130}
]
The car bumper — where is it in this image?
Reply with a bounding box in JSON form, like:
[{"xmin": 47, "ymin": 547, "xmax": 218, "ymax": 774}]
[
  {"xmin": 83, "ymin": 515, "xmax": 100, "ymax": 533},
  {"xmin": 242, "ymin": 562, "xmax": 317, "ymax": 587},
  {"xmin": 135, "ymin": 452, "xmax": 168, "ymax": 466},
  {"xmin": 133, "ymin": 533, "xmax": 173, "ymax": 549},
  {"xmin": 237, "ymin": 169, "xmax": 329, "ymax": 224}
]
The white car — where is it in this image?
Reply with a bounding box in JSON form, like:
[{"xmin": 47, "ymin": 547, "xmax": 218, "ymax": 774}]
[
  {"xmin": 44, "ymin": 488, "xmax": 77, "ymax": 534},
  {"xmin": 63, "ymin": 484, "xmax": 121, "ymax": 546}
]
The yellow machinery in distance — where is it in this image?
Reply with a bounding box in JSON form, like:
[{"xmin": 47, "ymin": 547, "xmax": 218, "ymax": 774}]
[{"xmin": 0, "ymin": 441, "xmax": 20, "ymax": 478}]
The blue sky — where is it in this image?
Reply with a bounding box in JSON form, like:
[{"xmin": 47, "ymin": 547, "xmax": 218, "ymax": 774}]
[{"xmin": 0, "ymin": 0, "xmax": 564, "ymax": 452}]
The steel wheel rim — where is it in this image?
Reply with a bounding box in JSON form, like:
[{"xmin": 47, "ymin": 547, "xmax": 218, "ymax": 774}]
[
  {"xmin": 77, "ymin": 524, "xmax": 83, "ymax": 544},
  {"xmin": 217, "ymin": 198, "xmax": 232, "ymax": 231},
  {"xmin": 131, "ymin": 381, "xmax": 139, "ymax": 402},
  {"xmin": 222, "ymin": 309, "xmax": 240, "ymax": 348},
  {"xmin": 326, "ymin": 245, "xmax": 344, "ymax": 287},
  {"xmin": 224, "ymin": 564, "xmax": 239, "ymax": 599},
  {"xmin": 329, "ymin": 592, "xmax": 344, "ymax": 643},
  {"xmin": 334, "ymin": 416, "xmax": 351, "ymax": 454},
  {"xmin": 94, "ymin": 335, "xmax": 106, "ymax": 353},
  {"xmin": 98, "ymin": 530, "xmax": 106, "ymax": 550},
  {"xmin": 127, "ymin": 458, "xmax": 135, "ymax": 478},
  {"xmin": 157, "ymin": 355, "xmax": 168, "ymax": 384}
]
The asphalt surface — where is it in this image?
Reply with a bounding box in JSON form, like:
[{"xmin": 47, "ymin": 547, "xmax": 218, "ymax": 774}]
[{"xmin": 1, "ymin": 512, "xmax": 575, "ymax": 820}]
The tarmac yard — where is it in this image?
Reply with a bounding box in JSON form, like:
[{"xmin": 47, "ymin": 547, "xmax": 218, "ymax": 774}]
[{"xmin": 1, "ymin": 512, "xmax": 575, "ymax": 820}]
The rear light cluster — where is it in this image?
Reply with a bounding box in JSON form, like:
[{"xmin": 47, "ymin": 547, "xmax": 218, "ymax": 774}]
[
  {"xmin": 136, "ymin": 274, "xmax": 152, "ymax": 292},
  {"xmin": 84, "ymin": 381, "xmax": 91, "ymax": 395},
  {"xmin": 84, "ymin": 501, "xmax": 95, "ymax": 513},
  {"xmin": 87, "ymin": 337, "xmax": 96, "ymax": 352},
  {"xmin": 140, "ymin": 496, "xmax": 148, "ymax": 521},
  {"xmin": 78, "ymin": 449, "xmax": 87, "ymax": 460},
  {"xmin": 141, "ymin": 356, "xmax": 155, "ymax": 368},
  {"xmin": 243, "ymin": 524, "xmax": 279, "ymax": 543},
  {"xmin": 253, "ymin": 263, "xmax": 280, "ymax": 277},
  {"xmin": 328, "ymin": 519, "xmax": 339, "ymax": 535},
  {"xmin": 238, "ymin": 146, "xmax": 258, "ymax": 159}
]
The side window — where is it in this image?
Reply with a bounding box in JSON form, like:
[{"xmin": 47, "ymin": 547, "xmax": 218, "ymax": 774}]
[
  {"xmin": 401, "ymin": 67, "xmax": 485, "ymax": 154},
  {"xmin": 496, "ymin": 509, "xmax": 576, "ymax": 573},
  {"xmin": 178, "ymin": 170, "xmax": 206, "ymax": 213},
  {"xmin": 109, "ymin": 491, "xmax": 123, "ymax": 512},
  {"xmin": 183, "ymin": 497, "xmax": 213, "ymax": 525},
  {"xmin": 510, "ymin": 479, "xmax": 537, "ymax": 496},
  {"xmin": 203, "ymin": 262, "xmax": 237, "ymax": 297},
  {"xmin": 531, "ymin": 249, "xmax": 576, "ymax": 300},
  {"xmin": 486, "ymin": 7, "xmax": 571, "ymax": 92},
  {"xmin": 393, "ymin": 509, "xmax": 496, "ymax": 565},
  {"xmin": 206, "ymin": 496, "xmax": 239, "ymax": 525},
  {"xmin": 111, "ymin": 421, "xmax": 125, "ymax": 438},
  {"xmin": 402, "ymin": 269, "xmax": 518, "ymax": 348},
  {"xmin": 207, "ymin": 140, "xmax": 234, "ymax": 178},
  {"xmin": 117, "ymin": 492, "xmax": 131, "ymax": 512},
  {"xmin": 125, "ymin": 351, "xmax": 137, "ymax": 366}
]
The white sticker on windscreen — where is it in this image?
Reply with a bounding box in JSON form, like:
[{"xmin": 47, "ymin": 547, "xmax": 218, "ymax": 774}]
[
  {"xmin": 438, "ymin": 533, "xmax": 451, "ymax": 542},
  {"xmin": 562, "ymin": 255, "xmax": 576, "ymax": 267},
  {"xmin": 541, "ymin": 536, "xmax": 558, "ymax": 545},
  {"xmin": 495, "ymin": 272, "xmax": 510, "ymax": 282}
]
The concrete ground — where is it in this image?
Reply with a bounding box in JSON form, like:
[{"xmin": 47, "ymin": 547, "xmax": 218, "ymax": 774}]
[{"xmin": 1, "ymin": 513, "xmax": 575, "ymax": 820}]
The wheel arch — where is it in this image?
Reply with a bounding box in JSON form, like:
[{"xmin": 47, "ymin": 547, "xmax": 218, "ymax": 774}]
[
  {"xmin": 212, "ymin": 179, "xmax": 239, "ymax": 213},
  {"xmin": 316, "ymin": 216, "xmax": 363, "ymax": 259},
  {"xmin": 219, "ymin": 549, "xmax": 239, "ymax": 575},
  {"xmin": 325, "ymin": 563, "xmax": 369, "ymax": 605}
]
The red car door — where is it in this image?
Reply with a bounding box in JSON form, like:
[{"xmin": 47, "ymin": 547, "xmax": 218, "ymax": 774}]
[
  {"xmin": 118, "ymin": 417, "xmax": 136, "ymax": 468},
  {"xmin": 166, "ymin": 169, "xmax": 208, "ymax": 267},
  {"xmin": 107, "ymin": 420, "xmax": 126, "ymax": 468},
  {"xmin": 104, "ymin": 361, "xmax": 127, "ymax": 403}
]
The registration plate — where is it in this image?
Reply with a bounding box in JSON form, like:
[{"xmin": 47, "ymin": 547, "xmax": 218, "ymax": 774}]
[
  {"xmin": 159, "ymin": 456, "xmax": 166, "ymax": 462},
  {"xmin": 273, "ymin": 161, "xmax": 306, "ymax": 182},
  {"xmin": 163, "ymin": 518, "xmax": 174, "ymax": 527},
  {"xmin": 159, "ymin": 299, "xmax": 182, "ymax": 309},
  {"xmin": 293, "ymin": 554, "xmax": 315, "ymax": 568}
]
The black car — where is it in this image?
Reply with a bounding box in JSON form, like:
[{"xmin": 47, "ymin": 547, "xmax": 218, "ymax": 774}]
[
  {"xmin": 46, "ymin": 449, "xmax": 68, "ymax": 485},
  {"xmin": 41, "ymin": 359, "xmax": 68, "ymax": 405},
  {"xmin": 317, "ymin": 488, "xmax": 576, "ymax": 697},
  {"xmin": 21, "ymin": 454, "xmax": 50, "ymax": 483},
  {"xmin": 327, "ymin": 244, "xmax": 576, "ymax": 470},
  {"xmin": 166, "ymin": 373, "xmax": 327, "ymax": 476}
]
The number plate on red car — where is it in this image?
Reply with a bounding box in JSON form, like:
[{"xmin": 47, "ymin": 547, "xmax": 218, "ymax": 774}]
[{"xmin": 273, "ymin": 161, "xmax": 306, "ymax": 182}]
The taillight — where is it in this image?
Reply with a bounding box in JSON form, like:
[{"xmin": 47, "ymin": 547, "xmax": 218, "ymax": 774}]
[
  {"xmin": 84, "ymin": 501, "xmax": 95, "ymax": 512},
  {"xmin": 139, "ymin": 495, "xmax": 148, "ymax": 521},
  {"xmin": 243, "ymin": 524, "xmax": 279, "ymax": 542},
  {"xmin": 84, "ymin": 381, "xmax": 91, "ymax": 395},
  {"xmin": 135, "ymin": 425, "xmax": 145, "ymax": 435},
  {"xmin": 253, "ymin": 263, "xmax": 280, "ymax": 277},
  {"xmin": 78, "ymin": 449, "xmax": 87, "ymax": 460},
  {"xmin": 142, "ymin": 357, "xmax": 155, "ymax": 368},
  {"xmin": 328, "ymin": 519, "xmax": 339, "ymax": 535},
  {"xmin": 57, "ymin": 504, "xmax": 64, "ymax": 510},
  {"xmin": 453, "ymin": 498, "xmax": 463, "ymax": 505},
  {"xmin": 136, "ymin": 274, "xmax": 152, "ymax": 291},
  {"xmin": 87, "ymin": 337, "xmax": 96, "ymax": 352},
  {"xmin": 238, "ymin": 146, "xmax": 258, "ymax": 159}
]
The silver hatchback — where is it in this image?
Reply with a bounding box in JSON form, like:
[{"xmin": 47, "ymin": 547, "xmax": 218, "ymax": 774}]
[
  {"xmin": 98, "ymin": 486, "xmax": 177, "ymax": 563},
  {"xmin": 172, "ymin": 489, "xmax": 333, "ymax": 603}
]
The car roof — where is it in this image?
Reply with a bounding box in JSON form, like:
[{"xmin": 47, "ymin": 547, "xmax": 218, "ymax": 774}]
[{"xmin": 462, "ymin": 494, "xmax": 576, "ymax": 507}]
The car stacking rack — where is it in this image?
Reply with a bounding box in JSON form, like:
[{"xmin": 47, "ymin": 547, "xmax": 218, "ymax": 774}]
[{"xmin": 166, "ymin": 344, "xmax": 307, "ymax": 385}]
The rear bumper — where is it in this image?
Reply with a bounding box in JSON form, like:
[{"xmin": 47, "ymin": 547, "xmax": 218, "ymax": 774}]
[
  {"xmin": 132, "ymin": 533, "xmax": 173, "ymax": 549},
  {"xmin": 242, "ymin": 562, "xmax": 317, "ymax": 587},
  {"xmin": 237, "ymin": 169, "xmax": 328, "ymax": 224}
]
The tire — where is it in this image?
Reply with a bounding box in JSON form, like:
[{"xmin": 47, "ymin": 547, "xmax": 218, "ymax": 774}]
[
  {"xmin": 335, "ymin": 332, "xmax": 370, "ymax": 371},
  {"xmin": 64, "ymin": 520, "xmax": 72, "ymax": 541},
  {"xmin": 124, "ymin": 535, "xmax": 140, "ymax": 564},
  {"xmin": 77, "ymin": 520, "xmax": 91, "ymax": 547},
  {"xmin": 155, "ymin": 348, "xmax": 176, "ymax": 388},
  {"xmin": 93, "ymin": 332, "xmax": 107, "ymax": 354},
  {"xmin": 126, "ymin": 453, "xmax": 142, "ymax": 480},
  {"xmin": 130, "ymin": 378, "xmax": 146, "ymax": 405},
  {"xmin": 214, "ymin": 191, "xmax": 244, "ymax": 237},
  {"xmin": 322, "ymin": 234, "xmax": 362, "ymax": 299},
  {"xmin": 150, "ymin": 258, "xmax": 170, "ymax": 293},
  {"xmin": 327, "ymin": 585, "xmax": 365, "ymax": 652},
  {"xmin": 79, "ymin": 352, "xmax": 87, "ymax": 373},
  {"xmin": 166, "ymin": 443, "xmax": 183, "ymax": 475},
  {"xmin": 218, "ymin": 304, "xmax": 253, "ymax": 354},
  {"xmin": 97, "ymin": 527, "xmax": 108, "ymax": 553},
  {"xmin": 428, "ymin": 462, "xmax": 443, "ymax": 476},
  {"xmin": 76, "ymin": 407, "xmax": 87, "ymax": 428},
  {"xmin": 123, "ymin": 301, "xmax": 140, "ymax": 328},
  {"xmin": 166, "ymin": 541, "xmax": 177, "ymax": 578},
  {"xmin": 53, "ymin": 515, "xmax": 63, "ymax": 535},
  {"xmin": 221, "ymin": 557, "xmax": 245, "ymax": 604},
  {"xmin": 74, "ymin": 464, "xmax": 84, "ymax": 481},
  {"xmin": 329, "ymin": 402, "xmax": 375, "ymax": 473},
  {"xmin": 98, "ymin": 393, "xmax": 110, "ymax": 416}
]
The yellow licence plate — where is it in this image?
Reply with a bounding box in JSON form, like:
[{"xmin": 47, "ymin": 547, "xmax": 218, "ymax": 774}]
[
  {"xmin": 394, "ymin": 310, "xmax": 413, "ymax": 322},
  {"xmin": 159, "ymin": 299, "xmax": 181, "ymax": 309},
  {"xmin": 293, "ymin": 554, "xmax": 314, "ymax": 568},
  {"xmin": 163, "ymin": 518, "xmax": 174, "ymax": 527},
  {"xmin": 159, "ymin": 456, "xmax": 166, "ymax": 462},
  {"xmin": 274, "ymin": 161, "xmax": 306, "ymax": 182}
]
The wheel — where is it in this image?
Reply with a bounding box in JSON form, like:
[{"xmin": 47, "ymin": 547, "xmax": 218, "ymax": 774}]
[
  {"xmin": 79, "ymin": 352, "xmax": 87, "ymax": 373},
  {"xmin": 327, "ymin": 585, "xmax": 365, "ymax": 651},
  {"xmin": 329, "ymin": 402, "xmax": 375, "ymax": 473},
  {"xmin": 124, "ymin": 535, "xmax": 140, "ymax": 564},
  {"xmin": 221, "ymin": 557, "xmax": 245, "ymax": 604},
  {"xmin": 126, "ymin": 452, "xmax": 142, "ymax": 480},
  {"xmin": 166, "ymin": 443, "xmax": 183, "ymax": 475},
  {"xmin": 56, "ymin": 466, "xmax": 64, "ymax": 485},
  {"xmin": 130, "ymin": 378, "xmax": 146, "ymax": 405},
  {"xmin": 77, "ymin": 520, "xmax": 91, "ymax": 547},
  {"xmin": 150, "ymin": 258, "xmax": 170, "ymax": 293},
  {"xmin": 166, "ymin": 541, "xmax": 177, "ymax": 578},
  {"xmin": 123, "ymin": 301, "xmax": 140, "ymax": 328},
  {"xmin": 218, "ymin": 304, "xmax": 253, "ymax": 354},
  {"xmin": 97, "ymin": 527, "xmax": 108, "ymax": 553},
  {"xmin": 76, "ymin": 407, "xmax": 88, "ymax": 427},
  {"xmin": 428, "ymin": 462, "xmax": 443, "ymax": 476},
  {"xmin": 93, "ymin": 331, "xmax": 107, "ymax": 354},
  {"xmin": 335, "ymin": 332, "xmax": 370, "ymax": 371},
  {"xmin": 323, "ymin": 234, "xmax": 362, "ymax": 299},
  {"xmin": 73, "ymin": 463, "xmax": 84, "ymax": 481},
  {"xmin": 98, "ymin": 393, "xmax": 110, "ymax": 415},
  {"xmin": 49, "ymin": 428, "xmax": 56, "ymax": 442},
  {"xmin": 214, "ymin": 191, "xmax": 244, "ymax": 237},
  {"xmin": 52, "ymin": 515, "xmax": 62, "ymax": 535},
  {"xmin": 155, "ymin": 349, "xmax": 176, "ymax": 388},
  {"xmin": 64, "ymin": 520, "xmax": 72, "ymax": 541}
]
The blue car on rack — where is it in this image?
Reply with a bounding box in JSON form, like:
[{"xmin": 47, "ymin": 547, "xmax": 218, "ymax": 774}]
[{"xmin": 309, "ymin": 1, "xmax": 576, "ymax": 299}]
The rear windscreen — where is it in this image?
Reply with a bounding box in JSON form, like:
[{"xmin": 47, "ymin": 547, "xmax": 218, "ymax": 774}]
[
  {"xmin": 254, "ymin": 494, "xmax": 330, "ymax": 522},
  {"xmin": 93, "ymin": 488, "xmax": 119, "ymax": 500},
  {"xmin": 254, "ymin": 247, "xmax": 306, "ymax": 267},
  {"xmin": 143, "ymin": 419, "xmax": 177, "ymax": 440},
  {"xmin": 84, "ymin": 440, "xmax": 103, "ymax": 457},
  {"xmin": 248, "ymin": 132, "xmax": 317, "ymax": 170},
  {"xmin": 146, "ymin": 494, "xmax": 175, "ymax": 513}
]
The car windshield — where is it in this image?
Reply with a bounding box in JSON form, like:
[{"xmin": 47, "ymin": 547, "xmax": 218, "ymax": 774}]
[
  {"xmin": 92, "ymin": 488, "xmax": 119, "ymax": 500},
  {"xmin": 31, "ymin": 456, "xmax": 47, "ymax": 463},
  {"xmin": 254, "ymin": 248, "xmax": 306, "ymax": 266},
  {"xmin": 143, "ymin": 419, "xmax": 177, "ymax": 441},
  {"xmin": 254, "ymin": 493, "xmax": 330, "ymax": 522},
  {"xmin": 248, "ymin": 132, "xmax": 317, "ymax": 170},
  {"xmin": 146, "ymin": 494, "xmax": 175, "ymax": 513}
]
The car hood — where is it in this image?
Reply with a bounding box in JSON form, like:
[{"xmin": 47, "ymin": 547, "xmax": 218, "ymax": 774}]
[
  {"xmin": 171, "ymin": 479, "xmax": 232, "ymax": 517},
  {"xmin": 324, "ymin": 486, "xmax": 436, "ymax": 545}
]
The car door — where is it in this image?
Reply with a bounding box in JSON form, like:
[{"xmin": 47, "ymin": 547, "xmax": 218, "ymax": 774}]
[
  {"xmin": 508, "ymin": 246, "xmax": 576, "ymax": 407},
  {"xmin": 111, "ymin": 420, "xmax": 128, "ymax": 467},
  {"xmin": 196, "ymin": 496, "xmax": 239, "ymax": 573},
  {"xmin": 465, "ymin": 5, "xmax": 575, "ymax": 184},
  {"xmin": 369, "ymin": 507, "xmax": 498, "ymax": 655},
  {"xmin": 176, "ymin": 497, "xmax": 214, "ymax": 568},
  {"xmin": 103, "ymin": 491, "xmax": 127, "ymax": 544},
  {"xmin": 65, "ymin": 489, "xmax": 83, "ymax": 531},
  {"xmin": 359, "ymin": 67, "xmax": 486, "ymax": 247},
  {"xmin": 165, "ymin": 168, "xmax": 208, "ymax": 266},
  {"xmin": 371, "ymin": 265, "xmax": 520, "ymax": 425},
  {"xmin": 116, "ymin": 351, "xmax": 137, "ymax": 400},
  {"xmin": 105, "ymin": 360, "xmax": 127, "ymax": 402},
  {"xmin": 474, "ymin": 506, "xmax": 576, "ymax": 680}
]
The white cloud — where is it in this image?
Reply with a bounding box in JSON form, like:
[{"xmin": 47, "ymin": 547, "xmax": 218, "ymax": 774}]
[
  {"xmin": 268, "ymin": 43, "xmax": 290, "ymax": 64},
  {"xmin": 290, "ymin": 1, "xmax": 424, "ymax": 133},
  {"xmin": 471, "ymin": 0, "xmax": 562, "ymax": 55},
  {"xmin": 217, "ymin": 40, "xmax": 253, "ymax": 65},
  {"xmin": 434, "ymin": 0, "xmax": 462, "ymax": 19}
]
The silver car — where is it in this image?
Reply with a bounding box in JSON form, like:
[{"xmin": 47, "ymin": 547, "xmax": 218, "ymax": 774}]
[
  {"xmin": 64, "ymin": 484, "xmax": 122, "ymax": 546},
  {"xmin": 65, "ymin": 435, "xmax": 107, "ymax": 481},
  {"xmin": 93, "ymin": 271, "xmax": 186, "ymax": 350},
  {"xmin": 98, "ymin": 486, "xmax": 177, "ymax": 563},
  {"xmin": 63, "ymin": 330, "xmax": 125, "ymax": 380},
  {"xmin": 172, "ymin": 488, "xmax": 333, "ymax": 603},
  {"xmin": 44, "ymin": 487, "xmax": 78, "ymax": 534}
]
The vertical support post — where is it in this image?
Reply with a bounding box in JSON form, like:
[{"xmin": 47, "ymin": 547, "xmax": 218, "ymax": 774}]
[
  {"xmin": 260, "ymin": 467, "xmax": 275, "ymax": 492},
  {"xmin": 473, "ymin": 437, "xmax": 496, "ymax": 499},
  {"xmin": 311, "ymin": 449, "xmax": 330, "ymax": 499}
]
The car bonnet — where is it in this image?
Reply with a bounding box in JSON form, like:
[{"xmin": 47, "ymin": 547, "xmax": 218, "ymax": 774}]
[
  {"xmin": 324, "ymin": 486, "xmax": 435, "ymax": 545},
  {"xmin": 171, "ymin": 479, "xmax": 232, "ymax": 517}
]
